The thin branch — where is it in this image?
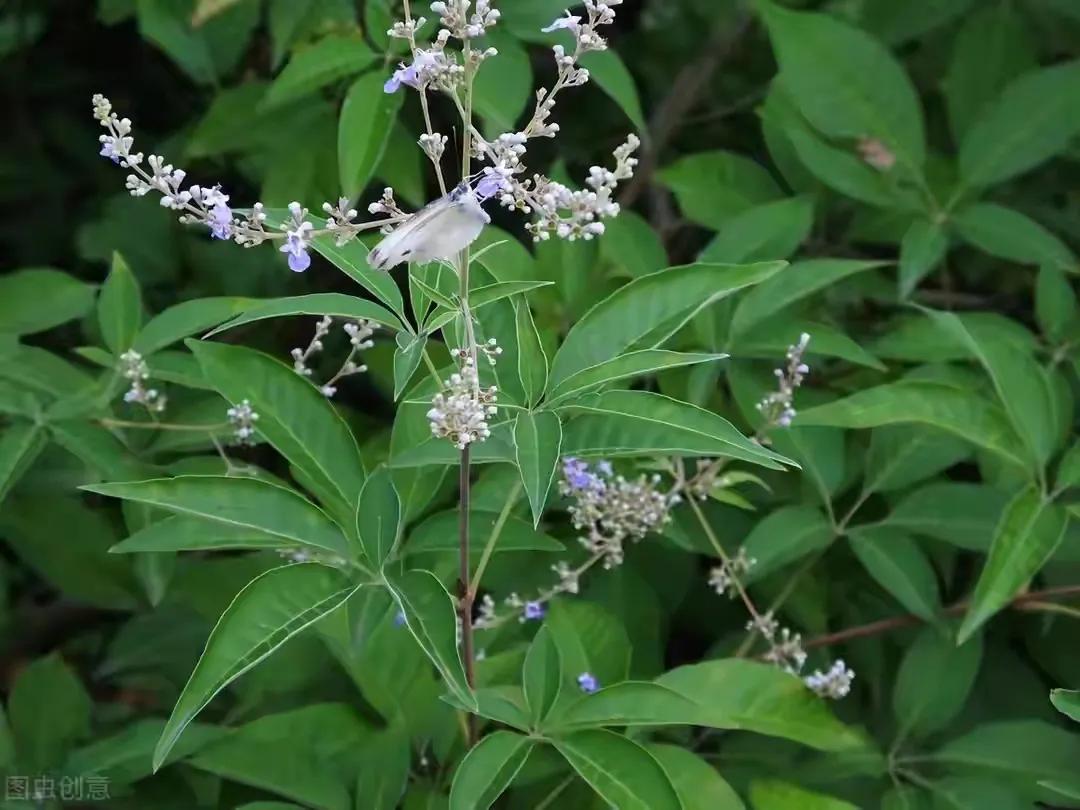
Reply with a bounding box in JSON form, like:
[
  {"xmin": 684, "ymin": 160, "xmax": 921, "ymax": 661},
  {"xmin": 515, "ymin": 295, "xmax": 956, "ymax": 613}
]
[{"xmin": 800, "ymin": 584, "xmax": 1080, "ymax": 652}]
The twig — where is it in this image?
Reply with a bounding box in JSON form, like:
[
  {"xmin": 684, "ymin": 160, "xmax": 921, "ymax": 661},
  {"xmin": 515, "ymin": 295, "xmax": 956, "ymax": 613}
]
[
  {"xmin": 618, "ymin": 12, "xmax": 753, "ymax": 208},
  {"xmin": 800, "ymin": 584, "xmax": 1080, "ymax": 652}
]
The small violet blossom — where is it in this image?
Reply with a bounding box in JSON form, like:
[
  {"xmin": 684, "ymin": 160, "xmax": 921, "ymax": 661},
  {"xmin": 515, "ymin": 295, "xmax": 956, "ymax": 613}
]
[
  {"xmin": 522, "ymin": 601, "xmax": 545, "ymax": 621},
  {"xmin": 577, "ymin": 672, "xmax": 599, "ymax": 694},
  {"xmin": 208, "ymin": 202, "xmax": 233, "ymax": 240},
  {"xmin": 280, "ymin": 202, "xmax": 313, "ymax": 272}
]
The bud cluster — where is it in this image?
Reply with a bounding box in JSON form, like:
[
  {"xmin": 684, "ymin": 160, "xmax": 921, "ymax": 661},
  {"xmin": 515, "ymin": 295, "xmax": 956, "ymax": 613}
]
[
  {"xmin": 119, "ymin": 349, "xmax": 166, "ymax": 413},
  {"xmin": 226, "ymin": 399, "xmax": 260, "ymax": 446},
  {"xmin": 427, "ymin": 348, "xmax": 499, "ymax": 450},
  {"xmin": 757, "ymin": 333, "xmax": 811, "ymax": 431}
]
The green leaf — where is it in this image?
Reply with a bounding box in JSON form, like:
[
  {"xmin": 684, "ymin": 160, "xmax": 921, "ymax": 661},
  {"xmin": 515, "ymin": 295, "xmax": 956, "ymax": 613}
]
[
  {"xmin": 1057, "ymin": 439, "xmax": 1080, "ymax": 491},
  {"xmin": 310, "ymin": 230, "xmax": 408, "ymax": 321},
  {"xmin": 523, "ymin": 626, "xmax": 562, "ymax": 727},
  {"xmin": 958, "ymin": 488, "xmax": 1067, "ymax": 643},
  {"xmin": 98, "ymin": 252, "xmax": 143, "ymax": 353},
  {"xmin": 550, "ymin": 261, "xmax": 785, "ymax": 387},
  {"xmin": 893, "ymin": 626, "xmax": 982, "ymax": 738},
  {"xmin": 448, "ymin": 731, "xmax": 534, "ymax": 810},
  {"xmin": 749, "ymin": 781, "xmax": 858, "ymax": 810},
  {"xmin": 658, "ymin": 151, "xmax": 782, "ymax": 230},
  {"xmin": 356, "ymin": 466, "xmax": 400, "ymax": 567},
  {"xmin": 9, "ymin": 654, "xmax": 92, "ymax": 771},
  {"xmin": 1051, "ymin": 689, "xmax": 1080, "ymax": 723},
  {"xmin": 796, "ymin": 382, "xmax": 1028, "ymax": 469},
  {"xmin": 472, "ymin": 29, "xmax": 532, "ymax": 131},
  {"xmin": 514, "ymin": 300, "xmax": 548, "ymax": 407},
  {"xmin": 899, "ymin": 219, "xmax": 948, "ymax": 298},
  {"xmin": 393, "ymin": 332, "xmax": 426, "ymax": 401},
  {"xmin": 648, "ymin": 745, "xmax": 744, "ymax": 810},
  {"xmin": 135, "ymin": 296, "xmax": 257, "ymax": 354},
  {"xmin": 513, "ymin": 410, "xmax": 562, "ymax": 527},
  {"xmin": 932, "ymin": 720, "xmax": 1080, "ymax": 787},
  {"xmin": 549, "ymin": 682, "xmax": 701, "ymax": 731},
  {"xmin": 742, "ymin": 506, "xmax": 834, "ymax": 583},
  {"xmin": 601, "ymin": 211, "xmax": 668, "ymax": 278},
  {"xmin": 111, "ymin": 514, "xmax": 295, "ymax": 554},
  {"xmin": 730, "ymin": 259, "xmax": 884, "ymax": 337},
  {"xmin": 206, "ymin": 293, "xmax": 401, "ymax": 336},
  {"xmin": 560, "ymin": 389, "xmax": 793, "ymax": 469},
  {"xmin": 863, "ymin": 425, "xmax": 970, "ymax": 495},
  {"xmin": 924, "ymin": 308, "xmax": 1057, "ymax": 468},
  {"xmin": 0, "ymin": 268, "xmax": 96, "ymax": 336},
  {"xmin": 848, "ymin": 526, "xmax": 939, "ymax": 620},
  {"xmin": 656, "ymin": 660, "xmax": 864, "ymax": 752},
  {"xmin": 958, "ymin": 60, "xmax": 1080, "ymax": 189},
  {"xmin": 550, "ymin": 350, "xmax": 727, "ymax": 405},
  {"xmin": 471, "ymin": 280, "xmax": 554, "ymax": 309},
  {"xmin": 733, "ymin": 318, "xmax": 885, "ymax": 371},
  {"xmin": 953, "ymin": 203, "xmax": 1074, "ymax": 271},
  {"xmin": 579, "ymin": 49, "xmax": 646, "ymax": 131},
  {"xmin": 261, "ymin": 33, "xmax": 377, "ymax": 111},
  {"xmin": 355, "ymin": 728, "xmax": 411, "ymax": 810},
  {"xmin": 84, "ymin": 476, "xmax": 353, "ymax": 560},
  {"xmin": 700, "ymin": 196, "xmax": 815, "ymax": 265},
  {"xmin": 338, "ymin": 71, "xmax": 402, "ymax": 199},
  {"xmin": 760, "ymin": 2, "xmax": 925, "ymax": 171},
  {"xmin": 545, "ymin": 600, "xmax": 631, "ymax": 687},
  {"xmin": 883, "ymin": 482, "xmax": 1004, "ymax": 550},
  {"xmin": 0, "ymin": 421, "xmax": 46, "ymax": 506},
  {"xmin": 153, "ymin": 563, "xmax": 361, "ymax": 770},
  {"xmin": 385, "ymin": 569, "xmax": 475, "ymax": 708},
  {"xmin": 1, "ymin": 495, "xmax": 140, "ymax": 609},
  {"xmin": 943, "ymin": 1, "xmax": 1035, "ymax": 142},
  {"xmin": 553, "ymin": 730, "xmax": 681, "ymax": 810},
  {"xmin": 189, "ymin": 340, "xmax": 367, "ymax": 520},
  {"xmin": 1036, "ymin": 265, "xmax": 1078, "ymax": 342},
  {"xmin": 405, "ymin": 509, "xmax": 563, "ymax": 556}
]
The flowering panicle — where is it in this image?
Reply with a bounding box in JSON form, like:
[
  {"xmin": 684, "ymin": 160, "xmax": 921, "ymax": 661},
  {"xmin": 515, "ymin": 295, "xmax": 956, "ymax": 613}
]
[
  {"xmin": 119, "ymin": 349, "xmax": 166, "ymax": 413},
  {"xmin": 560, "ymin": 457, "xmax": 677, "ymax": 569},
  {"xmin": 708, "ymin": 548, "xmax": 756, "ymax": 599},
  {"xmin": 427, "ymin": 346, "xmax": 499, "ymax": 449},
  {"xmin": 226, "ymin": 399, "xmax": 259, "ymax": 446},
  {"xmin": 756, "ymin": 332, "xmax": 811, "ymax": 431},
  {"xmin": 743, "ymin": 611, "xmax": 853, "ymax": 701},
  {"xmin": 804, "ymin": 659, "xmax": 855, "ymax": 699},
  {"xmin": 290, "ymin": 316, "xmax": 378, "ymax": 398},
  {"xmin": 91, "ymin": 94, "xmax": 404, "ymax": 270}
]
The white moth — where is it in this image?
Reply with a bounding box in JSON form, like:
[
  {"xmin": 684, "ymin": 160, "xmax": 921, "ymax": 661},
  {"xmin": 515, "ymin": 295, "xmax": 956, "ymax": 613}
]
[{"xmin": 368, "ymin": 181, "xmax": 490, "ymax": 271}]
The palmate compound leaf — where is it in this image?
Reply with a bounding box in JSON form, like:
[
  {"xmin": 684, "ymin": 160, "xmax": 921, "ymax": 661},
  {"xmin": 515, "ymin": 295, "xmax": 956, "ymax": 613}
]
[
  {"xmin": 548, "ymin": 261, "xmax": 787, "ymax": 390},
  {"xmin": 152, "ymin": 563, "xmax": 362, "ymax": 771}
]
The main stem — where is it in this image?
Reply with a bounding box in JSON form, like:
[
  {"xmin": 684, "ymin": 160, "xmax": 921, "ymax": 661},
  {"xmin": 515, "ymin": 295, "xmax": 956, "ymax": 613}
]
[{"xmin": 457, "ymin": 36, "xmax": 478, "ymax": 747}]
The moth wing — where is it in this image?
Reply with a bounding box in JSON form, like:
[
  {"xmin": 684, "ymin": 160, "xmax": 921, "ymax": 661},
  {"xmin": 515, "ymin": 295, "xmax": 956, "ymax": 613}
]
[
  {"xmin": 367, "ymin": 198, "xmax": 451, "ymax": 271},
  {"xmin": 410, "ymin": 203, "xmax": 490, "ymax": 264}
]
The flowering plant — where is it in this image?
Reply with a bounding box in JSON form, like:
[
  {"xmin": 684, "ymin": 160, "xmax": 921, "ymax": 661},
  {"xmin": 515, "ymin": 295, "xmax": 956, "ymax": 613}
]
[{"xmin": 2, "ymin": 0, "xmax": 1080, "ymax": 807}]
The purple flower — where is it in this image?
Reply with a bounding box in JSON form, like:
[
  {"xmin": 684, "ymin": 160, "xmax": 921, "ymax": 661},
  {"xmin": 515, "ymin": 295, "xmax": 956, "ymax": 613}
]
[
  {"xmin": 562, "ymin": 457, "xmax": 601, "ymax": 492},
  {"xmin": 384, "ymin": 64, "xmax": 418, "ymax": 93},
  {"xmin": 280, "ymin": 222, "xmax": 313, "ymax": 273},
  {"xmin": 393, "ymin": 610, "xmax": 407, "ymax": 627},
  {"xmin": 542, "ymin": 13, "xmax": 581, "ymax": 33},
  {"xmin": 476, "ymin": 171, "xmax": 509, "ymax": 200},
  {"xmin": 99, "ymin": 139, "xmax": 120, "ymax": 163},
  {"xmin": 577, "ymin": 672, "xmax": 599, "ymax": 694},
  {"xmin": 208, "ymin": 202, "xmax": 233, "ymax": 240},
  {"xmin": 522, "ymin": 601, "xmax": 545, "ymax": 621}
]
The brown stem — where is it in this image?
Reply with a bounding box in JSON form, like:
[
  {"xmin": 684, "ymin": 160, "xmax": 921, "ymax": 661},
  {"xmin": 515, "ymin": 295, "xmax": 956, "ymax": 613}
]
[
  {"xmin": 800, "ymin": 584, "xmax": 1080, "ymax": 652},
  {"xmin": 618, "ymin": 12, "xmax": 752, "ymax": 208},
  {"xmin": 458, "ymin": 444, "xmax": 477, "ymax": 745}
]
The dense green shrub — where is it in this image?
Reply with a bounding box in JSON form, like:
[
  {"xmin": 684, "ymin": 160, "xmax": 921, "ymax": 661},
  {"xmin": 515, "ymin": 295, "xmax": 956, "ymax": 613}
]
[{"xmin": 2, "ymin": 1, "xmax": 1080, "ymax": 808}]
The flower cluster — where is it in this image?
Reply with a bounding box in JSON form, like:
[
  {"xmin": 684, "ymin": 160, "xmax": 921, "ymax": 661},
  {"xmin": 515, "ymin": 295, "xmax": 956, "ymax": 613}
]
[
  {"xmin": 430, "ymin": 0, "xmax": 500, "ymax": 40},
  {"xmin": 290, "ymin": 316, "xmax": 377, "ymax": 398},
  {"xmin": 746, "ymin": 612, "xmax": 854, "ymax": 701},
  {"xmin": 708, "ymin": 548, "xmax": 756, "ymax": 599},
  {"xmin": 560, "ymin": 457, "xmax": 677, "ymax": 569},
  {"xmin": 427, "ymin": 347, "xmax": 499, "ymax": 450},
  {"xmin": 756, "ymin": 332, "xmax": 811, "ymax": 431},
  {"xmin": 91, "ymin": 95, "xmax": 403, "ymax": 271},
  {"xmin": 119, "ymin": 349, "xmax": 165, "ymax": 413},
  {"xmin": 226, "ymin": 400, "xmax": 259, "ymax": 446},
  {"xmin": 804, "ymin": 659, "xmax": 856, "ymax": 699}
]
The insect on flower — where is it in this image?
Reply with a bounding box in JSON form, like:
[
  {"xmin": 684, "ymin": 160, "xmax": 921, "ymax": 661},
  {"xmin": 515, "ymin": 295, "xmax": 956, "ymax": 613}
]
[{"xmin": 367, "ymin": 181, "xmax": 490, "ymax": 271}]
